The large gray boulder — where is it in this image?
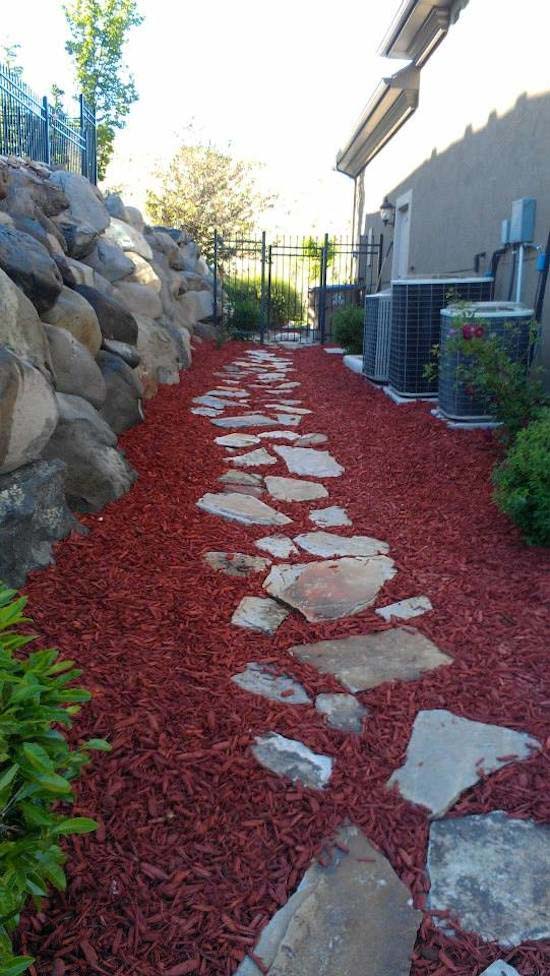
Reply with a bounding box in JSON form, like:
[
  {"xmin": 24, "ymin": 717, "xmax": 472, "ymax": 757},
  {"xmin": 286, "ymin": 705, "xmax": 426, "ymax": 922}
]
[
  {"xmin": 65, "ymin": 256, "xmax": 114, "ymax": 297},
  {"xmin": 105, "ymin": 192, "xmax": 129, "ymax": 222},
  {"xmin": 42, "ymin": 392, "xmax": 137, "ymax": 512},
  {"xmin": 0, "ymin": 459, "xmax": 80, "ymax": 587},
  {"xmin": 47, "ymin": 172, "xmax": 108, "ymax": 258},
  {"xmin": 0, "ymin": 267, "xmax": 52, "ymax": 375},
  {"xmin": 136, "ymin": 316, "xmax": 180, "ymax": 384},
  {"xmin": 180, "ymin": 241, "xmax": 200, "ymax": 272},
  {"xmin": 0, "ymin": 163, "xmax": 69, "ymax": 219},
  {"xmin": 73, "ymin": 284, "xmax": 138, "ymax": 345},
  {"xmin": 101, "ymin": 338, "xmax": 141, "ymax": 368},
  {"xmin": 97, "ymin": 350, "xmax": 143, "ymax": 434},
  {"xmin": 125, "ymin": 205, "xmax": 145, "ymax": 233},
  {"xmin": 0, "ymin": 348, "xmax": 58, "ymax": 474},
  {"xmin": 113, "ymin": 279, "xmax": 163, "ymax": 320},
  {"xmin": 146, "ymin": 229, "xmax": 185, "ymax": 270},
  {"xmin": 178, "ymin": 289, "xmax": 214, "ymax": 326},
  {"xmin": 103, "ymin": 217, "xmax": 153, "ymax": 261},
  {"xmin": 123, "ymin": 251, "xmax": 161, "ymax": 291},
  {"xmin": 0, "ymin": 225, "xmax": 63, "ymax": 313},
  {"xmin": 41, "ymin": 285, "xmax": 102, "ymax": 356},
  {"xmin": 44, "ymin": 324, "xmax": 106, "ymax": 408},
  {"xmin": 82, "ymin": 237, "xmax": 135, "ymax": 282},
  {"xmin": 161, "ymin": 320, "xmax": 191, "ymax": 368}
]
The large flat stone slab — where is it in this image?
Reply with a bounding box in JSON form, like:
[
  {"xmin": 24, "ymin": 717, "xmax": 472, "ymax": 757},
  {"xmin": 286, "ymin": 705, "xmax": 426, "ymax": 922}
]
[
  {"xmin": 480, "ymin": 964, "xmax": 520, "ymax": 976},
  {"xmin": 315, "ymin": 693, "xmax": 367, "ymax": 733},
  {"xmin": 229, "ymin": 448, "xmax": 277, "ymax": 468},
  {"xmin": 274, "ymin": 446, "xmax": 344, "ymax": 477},
  {"xmin": 197, "ymin": 492, "xmax": 291, "ymax": 526},
  {"xmin": 274, "ymin": 414, "xmax": 303, "ymax": 427},
  {"xmin": 388, "ymin": 710, "xmax": 539, "ymax": 818},
  {"xmin": 265, "ymin": 404, "xmax": 312, "ymax": 415},
  {"xmin": 219, "ymin": 470, "xmax": 264, "ymax": 487},
  {"xmin": 251, "ymin": 733, "xmax": 332, "ymax": 789},
  {"xmin": 376, "ymin": 595, "xmax": 432, "ymax": 621},
  {"xmin": 288, "ymin": 626, "xmax": 451, "ymax": 692},
  {"xmin": 236, "ymin": 824, "xmax": 421, "ymax": 976},
  {"xmin": 192, "ymin": 406, "xmax": 222, "ymax": 417},
  {"xmin": 203, "ymin": 551, "xmax": 271, "ymax": 577},
  {"xmin": 309, "ymin": 505, "xmax": 352, "ymax": 527},
  {"xmin": 294, "ymin": 531, "xmax": 389, "ymax": 558},
  {"xmin": 264, "ymin": 557, "xmax": 396, "ymax": 623},
  {"xmin": 232, "ymin": 596, "xmax": 290, "ymax": 634},
  {"xmin": 215, "ymin": 433, "xmax": 260, "ymax": 448},
  {"xmin": 255, "ymin": 535, "xmax": 299, "ymax": 558},
  {"xmin": 206, "ymin": 389, "xmax": 249, "ymax": 398},
  {"xmin": 427, "ymin": 811, "xmax": 550, "ymax": 946},
  {"xmin": 265, "ymin": 476, "xmax": 328, "ymax": 503},
  {"xmin": 232, "ymin": 662, "xmax": 311, "ymax": 704},
  {"xmin": 258, "ymin": 431, "xmax": 300, "ymax": 441},
  {"xmin": 193, "ymin": 395, "xmax": 230, "ymax": 409},
  {"xmin": 294, "ymin": 433, "xmax": 328, "ymax": 447},
  {"xmin": 211, "ymin": 414, "xmax": 276, "ymax": 429}
]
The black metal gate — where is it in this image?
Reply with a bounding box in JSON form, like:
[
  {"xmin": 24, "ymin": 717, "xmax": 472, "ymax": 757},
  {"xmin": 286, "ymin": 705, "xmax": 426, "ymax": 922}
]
[{"xmin": 212, "ymin": 232, "xmax": 382, "ymax": 343}]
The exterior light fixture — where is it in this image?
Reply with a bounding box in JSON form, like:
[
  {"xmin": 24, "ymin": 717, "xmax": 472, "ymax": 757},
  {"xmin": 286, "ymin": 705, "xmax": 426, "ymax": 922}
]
[{"xmin": 380, "ymin": 196, "xmax": 396, "ymax": 227}]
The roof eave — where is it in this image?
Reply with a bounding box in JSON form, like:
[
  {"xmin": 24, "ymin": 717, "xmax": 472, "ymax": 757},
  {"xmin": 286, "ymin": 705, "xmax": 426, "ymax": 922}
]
[{"xmin": 380, "ymin": 0, "xmax": 451, "ymax": 62}]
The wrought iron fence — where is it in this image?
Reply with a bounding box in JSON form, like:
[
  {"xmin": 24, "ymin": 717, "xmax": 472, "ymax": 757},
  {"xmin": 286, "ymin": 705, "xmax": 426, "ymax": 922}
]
[
  {"xmin": 212, "ymin": 231, "xmax": 382, "ymax": 343},
  {"xmin": 0, "ymin": 62, "xmax": 97, "ymax": 183}
]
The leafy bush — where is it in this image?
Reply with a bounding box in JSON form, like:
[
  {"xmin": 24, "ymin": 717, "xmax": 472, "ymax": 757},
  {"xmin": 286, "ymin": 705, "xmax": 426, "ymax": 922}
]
[
  {"xmin": 228, "ymin": 293, "xmax": 260, "ymax": 335},
  {"xmin": 493, "ymin": 408, "xmax": 550, "ymax": 545},
  {"xmin": 0, "ymin": 583, "xmax": 110, "ymax": 975},
  {"xmin": 225, "ymin": 277, "xmax": 304, "ymax": 327},
  {"xmin": 333, "ymin": 305, "xmax": 364, "ymax": 354}
]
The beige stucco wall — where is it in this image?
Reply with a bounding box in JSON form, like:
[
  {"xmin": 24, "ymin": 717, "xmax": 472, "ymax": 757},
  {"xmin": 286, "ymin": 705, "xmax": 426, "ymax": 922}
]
[{"xmin": 355, "ymin": 0, "xmax": 550, "ymax": 370}]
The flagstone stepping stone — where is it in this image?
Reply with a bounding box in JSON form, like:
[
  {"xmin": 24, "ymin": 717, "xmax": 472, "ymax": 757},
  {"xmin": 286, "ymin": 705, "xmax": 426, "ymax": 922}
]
[
  {"xmin": 480, "ymin": 964, "xmax": 520, "ymax": 976},
  {"xmin": 264, "ymin": 556, "xmax": 396, "ymax": 623},
  {"xmin": 388, "ymin": 710, "xmax": 539, "ymax": 818},
  {"xmin": 193, "ymin": 395, "xmax": 230, "ymax": 409},
  {"xmin": 274, "ymin": 446, "xmax": 344, "ymax": 477},
  {"xmin": 232, "ymin": 596, "xmax": 290, "ymax": 634},
  {"xmin": 197, "ymin": 492, "xmax": 292, "ymax": 526},
  {"xmin": 289, "ymin": 626, "xmax": 451, "ymax": 692},
  {"xmin": 265, "ymin": 476, "xmax": 328, "ymax": 502},
  {"xmin": 192, "ymin": 406, "xmax": 223, "ymax": 417},
  {"xmin": 323, "ymin": 346, "xmax": 345, "ymax": 353},
  {"xmin": 427, "ymin": 811, "xmax": 550, "ymax": 946},
  {"xmin": 251, "ymin": 732, "xmax": 332, "ymax": 789},
  {"xmin": 211, "ymin": 414, "xmax": 276, "ymax": 429},
  {"xmin": 275, "ymin": 414, "xmax": 303, "ymax": 426},
  {"xmin": 236, "ymin": 824, "xmax": 421, "ymax": 976},
  {"xmin": 219, "ymin": 470, "xmax": 264, "ymax": 487},
  {"xmin": 376, "ymin": 595, "xmax": 433, "ymax": 621},
  {"xmin": 294, "ymin": 531, "xmax": 389, "ymax": 558},
  {"xmin": 232, "ymin": 662, "xmax": 311, "ymax": 704},
  {"xmin": 315, "ymin": 693, "xmax": 367, "ymax": 733},
  {"xmin": 203, "ymin": 551, "xmax": 271, "ymax": 577},
  {"xmin": 222, "ymin": 484, "xmax": 264, "ymax": 498},
  {"xmin": 309, "ymin": 505, "xmax": 351, "ymax": 527},
  {"xmin": 255, "ymin": 535, "xmax": 299, "ymax": 558},
  {"xmin": 258, "ymin": 430, "xmax": 300, "ymax": 441},
  {"xmin": 265, "ymin": 404, "xmax": 312, "ymax": 415},
  {"xmin": 229, "ymin": 448, "xmax": 277, "ymax": 468},
  {"xmin": 206, "ymin": 389, "xmax": 249, "ymax": 398},
  {"xmin": 294, "ymin": 433, "xmax": 328, "ymax": 447},
  {"xmin": 215, "ymin": 433, "xmax": 260, "ymax": 448}
]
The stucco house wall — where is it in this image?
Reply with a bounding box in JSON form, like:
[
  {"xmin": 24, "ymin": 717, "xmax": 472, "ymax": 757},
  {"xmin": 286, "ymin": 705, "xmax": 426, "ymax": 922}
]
[{"xmin": 353, "ymin": 0, "xmax": 550, "ymax": 370}]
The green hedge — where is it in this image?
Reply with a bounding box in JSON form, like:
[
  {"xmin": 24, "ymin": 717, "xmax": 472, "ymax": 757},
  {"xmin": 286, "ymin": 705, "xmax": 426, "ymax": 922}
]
[
  {"xmin": 493, "ymin": 408, "xmax": 550, "ymax": 545},
  {"xmin": 333, "ymin": 305, "xmax": 364, "ymax": 354},
  {"xmin": 225, "ymin": 276, "xmax": 305, "ymax": 329},
  {"xmin": 0, "ymin": 584, "xmax": 110, "ymax": 975}
]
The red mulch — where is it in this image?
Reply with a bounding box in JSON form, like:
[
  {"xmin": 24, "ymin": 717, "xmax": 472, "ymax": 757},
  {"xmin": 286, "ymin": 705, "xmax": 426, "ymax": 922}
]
[{"xmin": 18, "ymin": 341, "xmax": 550, "ymax": 976}]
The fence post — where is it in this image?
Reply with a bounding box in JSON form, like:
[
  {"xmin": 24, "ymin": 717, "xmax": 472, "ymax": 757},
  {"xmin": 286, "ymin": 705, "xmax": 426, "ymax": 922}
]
[
  {"xmin": 259, "ymin": 230, "xmax": 267, "ymax": 344},
  {"xmin": 319, "ymin": 232, "xmax": 329, "ymax": 344},
  {"xmin": 42, "ymin": 96, "xmax": 51, "ymax": 166},
  {"xmin": 213, "ymin": 230, "xmax": 218, "ymax": 325}
]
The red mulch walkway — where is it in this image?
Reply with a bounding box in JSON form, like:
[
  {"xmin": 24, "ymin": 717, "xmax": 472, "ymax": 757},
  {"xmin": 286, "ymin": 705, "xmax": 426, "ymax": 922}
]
[{"xmin": 19, "ymin": 341, "xmax": 550, "ymax": 976}]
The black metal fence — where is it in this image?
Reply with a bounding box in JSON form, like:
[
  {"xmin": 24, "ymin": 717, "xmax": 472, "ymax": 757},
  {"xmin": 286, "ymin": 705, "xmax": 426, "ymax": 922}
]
[
  {"xmin": 212, "ymin": 232, "xmax": 382, "ymax": 343},
  {"xmin": 0, "ymin": 62, "xmax": 97, "ymax": 183}
]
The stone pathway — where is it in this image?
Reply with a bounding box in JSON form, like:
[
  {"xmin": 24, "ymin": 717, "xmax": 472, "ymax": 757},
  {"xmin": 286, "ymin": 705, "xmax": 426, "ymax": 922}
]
[{"xmin": 190, "ymin": 346, "xmax": 544, "ymax": 974}]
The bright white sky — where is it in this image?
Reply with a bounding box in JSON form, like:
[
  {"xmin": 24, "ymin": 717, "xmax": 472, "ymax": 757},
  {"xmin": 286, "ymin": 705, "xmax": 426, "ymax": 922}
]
[{"xmin": 3, "ymin": 0, "xmax": 401, "ymax": 235}]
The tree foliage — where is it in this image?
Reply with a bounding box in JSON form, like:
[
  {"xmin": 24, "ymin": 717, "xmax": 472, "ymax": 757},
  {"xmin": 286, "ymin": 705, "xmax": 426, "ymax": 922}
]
[
  {"xmin": 63, "ymin": 0, "xmax": 143, "ymax": 179},
  {"xmin": 146, "ymin": 141, "xmax": 276, "ymax": 261}
]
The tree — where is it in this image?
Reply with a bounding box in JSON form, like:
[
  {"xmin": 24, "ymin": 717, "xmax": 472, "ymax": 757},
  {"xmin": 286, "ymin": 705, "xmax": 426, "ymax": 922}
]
[
  {"xmin": 1, "ymin": 41, "xmax": 23, "ymax": 77},
  {"xmin": 63, "ymin": 0, "xmax": 143, "ymax": 180},
  {"xmin": 146, "ymin": 141, "xmax": 276, "ymax": 261}
]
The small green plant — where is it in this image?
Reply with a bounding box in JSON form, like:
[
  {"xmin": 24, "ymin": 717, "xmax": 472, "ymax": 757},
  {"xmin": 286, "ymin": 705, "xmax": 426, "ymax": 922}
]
[
  {"xmin": 333, "ymin": 305, "xmax": 364, "ymax": 354},
  {"xmin": 493, "ymin": 408, "xmax": 550, "ymax": 545},
  {"xmin": 0, "ymin": 583, "xmax": 110, "ymax": 975},
  {"xmin": 225, "ymin": 277, "xmax": 304, "ymax": 327},
  {"xmin": 426, "ymin": 310, "xmax": 548, "ymax": 443},
  {"xmin": 229, "ymin": 293, "xmax": 260, "ymax": 335}
]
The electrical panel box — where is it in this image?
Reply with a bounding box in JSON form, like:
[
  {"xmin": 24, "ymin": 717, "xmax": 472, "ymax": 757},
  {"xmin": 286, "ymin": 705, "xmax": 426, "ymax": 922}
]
[
  {"xmin": 510, "ymin": 197, "xmax": 536, "ymax": 243},
  {"xmin": 501, "ymin": 219, "xmax": 511, "ymax": 245}
]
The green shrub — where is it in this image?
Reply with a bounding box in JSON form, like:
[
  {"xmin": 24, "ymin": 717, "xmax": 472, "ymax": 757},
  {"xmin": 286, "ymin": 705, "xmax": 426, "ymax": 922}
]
[
  {"xmin": 225, "ymin": 277, "xmax": 304, "ymax": 327},
  {"xmin": 493, "ymin": 408, "xmax": 550, "ymax": 545},
  {"xmin": 229, "ymin": 293, "xmax": 260, "ymax": 335},
  {"xmin": 333, "ymin": 305, "xmax": 364, "ymax": 354},
  {"xmin": 0, "ymin": 583, "xmax": 110, "ymax": 975}
]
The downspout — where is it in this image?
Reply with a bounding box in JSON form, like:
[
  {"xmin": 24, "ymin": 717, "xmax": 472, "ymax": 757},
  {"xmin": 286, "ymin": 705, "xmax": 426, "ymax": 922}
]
[{"xmin": 351, "ymin": 176, "xmax": 358, "ymax": 247}]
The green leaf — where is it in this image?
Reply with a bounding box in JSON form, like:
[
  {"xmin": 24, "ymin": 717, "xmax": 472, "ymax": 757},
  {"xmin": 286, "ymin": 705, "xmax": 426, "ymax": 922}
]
[
  {"xmin": 84, "ymin": 739, "xmax": 112, "ymax": 752},
  {"xmin": 20, "ymin": 744, "xmax": 54, "ymax": 775},
  {"xmin": 0, "ymin": 766, "xmax": 18, "ymax": 794},
  {"xmin": 51, "ymin": 817, "xmax": 98, "ymax": 836},
  {"xmin": 0, "ymin": 956, "xmax": 35, "ymax": 976},
  {"xmin": 32, "ymin": 773, "xmax": 73, "ymax": 796},
  {"xmin": 42, "ymin": 861, "xmax": 66, "ymax": 892}
]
